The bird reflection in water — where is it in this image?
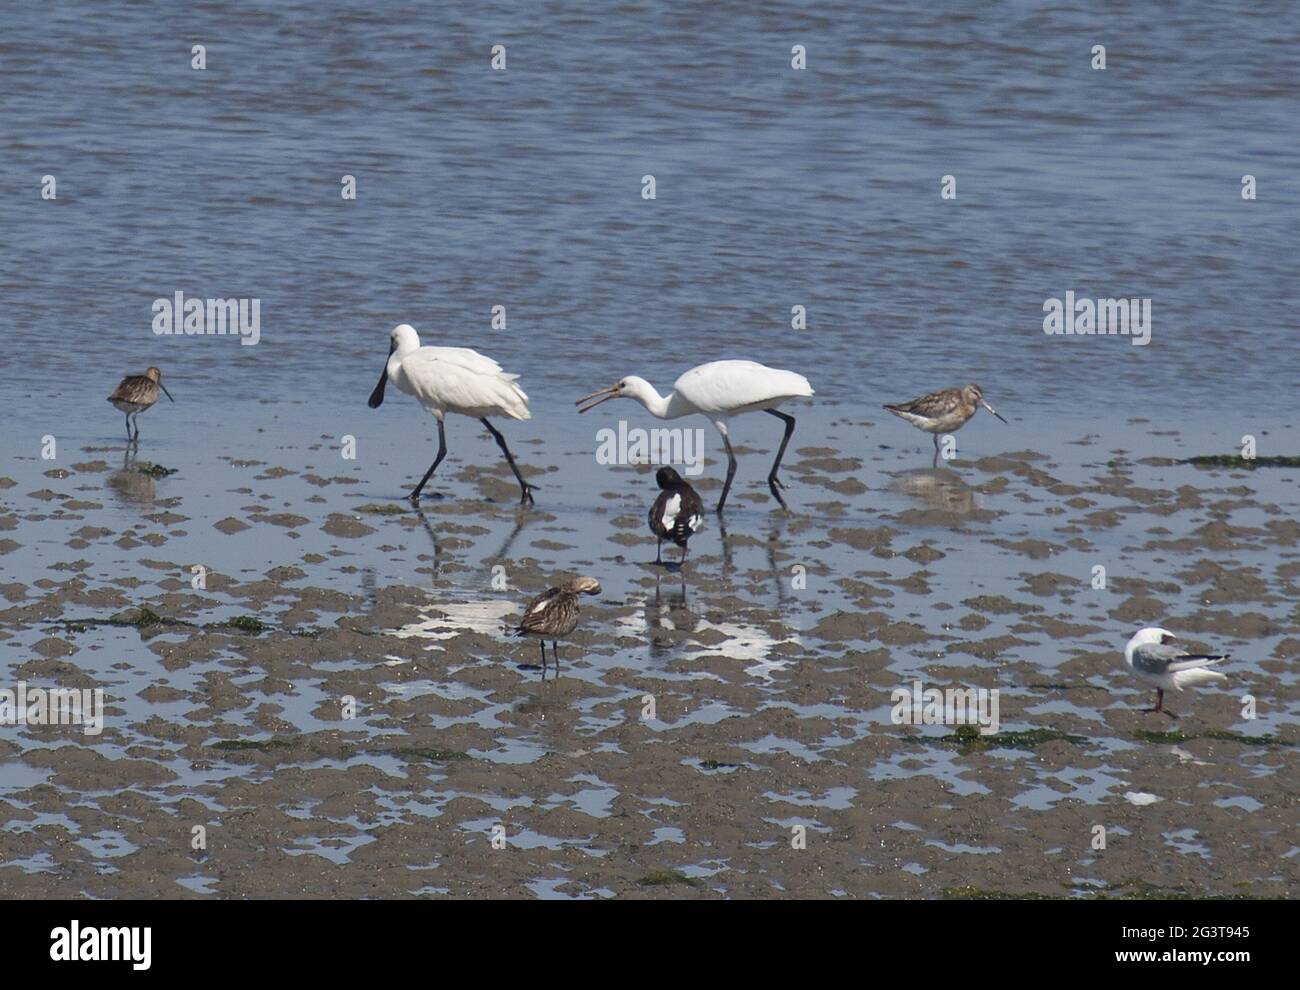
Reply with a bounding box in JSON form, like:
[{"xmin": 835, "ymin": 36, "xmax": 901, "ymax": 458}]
[
  {"xmin": 643, "ymin": 569, "xmax": 696, "ymax": 659},
  {"xmin": 106, "ymin": 445, "xmax": 155, "ymax": 506},
  {"xmin": 717, "ymin": 514, "xmax": 794, "ymax": 610},
  {"xmin": 890, "ymin": 467, "xmax": 982, "ymax": 516}
]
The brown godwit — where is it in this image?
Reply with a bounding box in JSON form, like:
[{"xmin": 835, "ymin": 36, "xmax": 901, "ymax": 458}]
[
  {"xmin": 515, "ymin": 576, "xmax": 601, "ymax": 675},
  {"xmin": 883, "ymin": 384, "xmax": 1006, "ymax": 459},
  {"xmin": 107, "ymin": 367, "xmax": 174, "ymax": 442},
  {"xmin": 648, "ymin": 467, "xmax": 704, "ymax": 567}
]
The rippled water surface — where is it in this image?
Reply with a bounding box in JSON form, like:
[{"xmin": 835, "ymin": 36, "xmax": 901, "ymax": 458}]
[{"xmin": 1, "ymin": 2, "xmax": 1297, "ymax": 899}]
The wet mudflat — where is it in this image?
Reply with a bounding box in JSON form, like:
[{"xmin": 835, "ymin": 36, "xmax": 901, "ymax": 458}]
[{"xmin": 0, "ymin": 407, "xmax": 1295, "ymax": 898}]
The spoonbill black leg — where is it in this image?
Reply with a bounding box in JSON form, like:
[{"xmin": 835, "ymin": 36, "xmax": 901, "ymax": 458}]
[
  {"xmin": 765, "ymin": 409, "xmax": 796, "ymax": 510},
  {"xmin": 480, "ymin": 418, "xmax": 536, "ymax": 506},
  {"xmin": 717, "ymin": 432, "xmax": 738, "ymax": 513},
  {"xmin": 409, "ymin": 419, "xmax": 447, "ymax": 504}
]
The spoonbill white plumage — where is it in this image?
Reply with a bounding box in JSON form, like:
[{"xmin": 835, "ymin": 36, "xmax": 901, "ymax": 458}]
[
  {"xmin": 1123, "ymin": 626, "xmax": 1229, "ymax": 717},
  {"xmin": 368, "ymin": 323, "xmax": 537, "ymax": 505},
  {"xmin": 576, "ymin": 360, "xmax": 814, "ymax": 512}
]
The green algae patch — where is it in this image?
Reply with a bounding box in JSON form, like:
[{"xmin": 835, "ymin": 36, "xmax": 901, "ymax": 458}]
[
  {"xmin": 55, "ymin": 608, "xmax": 192, "ymax": 631},
  {"xmin": 943, "ymin": 885, "xmax": 1058, "ymax": 900},
  {"xmin": 1134, "ymin": 728, "xmax": 1294, "ymax": 747},
  {"xmin": 636, "ymin": 870, "xmax": 700, "ymax": 888},
  {"xmin": 210, "ymin": 737, "xmax": 296, "ymax": 752},
  {"xmin": 946, "ymin": 879, "xmax": 1265, "ymax": 901},
  {"xmin": 356, "ymin": 503, "xmax": 408, "ymax": 515},
  {"xmin": 392, "ymin": 746, "xmax": 471, "ymax": 762},
  {"xmin": 221, "ymin": 615, "xmax": 269, "ymax": 634},
  {"xmin": 135, "ymin": 462, "xmax": 178, "ymax": 478},
  {"xmin": 1184, "ymin": 455, "xmax": 1300, "ymax": 470},
  {"xmin": 946, "ymin": 724, "xmax": 1088, "ymax": 752},
  {"xmin": 699, "ymin": 758, "xmax": 743, "ymax": 770}
]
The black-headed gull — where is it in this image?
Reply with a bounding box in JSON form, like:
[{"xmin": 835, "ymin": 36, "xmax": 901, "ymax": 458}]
[{"xmin": 1124, "ymin": 626, "xmax": 1229, "ymax": 717}]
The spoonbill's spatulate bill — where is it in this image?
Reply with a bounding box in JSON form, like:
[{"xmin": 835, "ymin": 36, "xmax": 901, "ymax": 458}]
[
  {"xmin": 515, "ymin": 576, "xmax": 601, "ymax": 676},
  {"xmin": 107, "ymin": 366, "xmax": 174, "ymax": 442},
  {"xmin": 368, "ymin": 323, "xmax": 537, "ymax": 505},
  {"xmin": 883, "ymin": 383, "xmax": 1006, "ymax": 458},
  {"xmin": 576, "ymin": 359, "xmax": 814, "ymax": 512},
  {"xmin": 1124, "ymin": 626, "xmax": 1229, "ymax": 717},
  {"xmin": 648, "ymin": 466, "xmax": 705, "ymax": 566}
]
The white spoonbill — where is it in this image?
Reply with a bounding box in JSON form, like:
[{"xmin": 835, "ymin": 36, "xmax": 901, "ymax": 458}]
[
  {"xmin": 576, "ymin": 360, "xmax": 814, "ymax": 512},
  {"xmin": 368, "ymin": 323, "xmax": 537, "ymax": 505},
  {"xmin": 1123, "ymin": 626, "xmax": 1229, "ymax": 717}
]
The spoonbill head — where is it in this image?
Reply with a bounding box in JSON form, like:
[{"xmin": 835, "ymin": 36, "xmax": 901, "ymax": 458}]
[
  {"xmin": 574, "ymin": 376, "xmax": 664, "ymax": 415},
  {"xmin": 1123, "ymin": 626, "xmax": 1229, "ymax": 716},
  {"xmin": 576, "ymin": 360, "xmax": 814, "ymax": 512},
  {"xmin": 368, "ymin": 323, "xmax": 536, "ymax": 505}
]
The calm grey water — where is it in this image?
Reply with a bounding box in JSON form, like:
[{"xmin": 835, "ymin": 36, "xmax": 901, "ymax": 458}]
[{"xmin": 2, "ymin": 1, "xmax": 1296, "ymax": 430}]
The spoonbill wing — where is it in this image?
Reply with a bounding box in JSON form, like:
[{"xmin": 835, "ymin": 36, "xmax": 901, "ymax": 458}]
[
  {"xmin": 673, "ymin": 360, "xmax": 813, "ymax": 414},
  {"xmin": 400, "ymin": 347, "xmax": 531, "ymax": 420},
  {"xmin": 418, "ymin": 346, "xmax": 512, "ymax": 377}
]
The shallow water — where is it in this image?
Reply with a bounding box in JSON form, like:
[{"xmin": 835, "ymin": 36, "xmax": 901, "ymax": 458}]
[{"xmin": 1, "ymin": 2, "xmax": 1298, "ymax": 898}]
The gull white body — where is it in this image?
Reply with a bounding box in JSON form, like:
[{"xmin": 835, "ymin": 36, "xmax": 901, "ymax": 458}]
[
  {"xmin": 1123, "ymin": 626, "xmax": 1228, "ymax": 715},
  {"xmin": 577, "ymin": 360, "xmax": 814, "ymax": 512},
  {"xmin": 369, "ymin": 324, "xmax": 536, "ymax": 504}
]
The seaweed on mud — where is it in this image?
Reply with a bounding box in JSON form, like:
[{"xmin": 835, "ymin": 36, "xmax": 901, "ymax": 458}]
[
  {"xmin": 391, "ymin": 746, "xmax": 471, "ymax": 762},
  {"xmin": 1184, "ymin": 454, "xmax": 1300, "ymax": 469},
  {"xmin": 220, "ymin": 615, "xmax": 269, "ymax": 634},
  {"xmin": 52, "ymin": 609, "xmax": 271, "ymax": 635},
  {"xmin": 51, "ymin": 608, "xmax": 191, "ymax": 631},
  {"xmin": 1134, "ymin": 728, "xmax": 1294, "ymax": 747},
  {"xmin": 943, "ymin": 886, "xmax": 1059, "ymax": 900},
  {"xmin": 210, "ymin": 737, "xmax": 296, "ymax": 752},
  {"xmin": 698, "ymin": 758, "xmax": 743, "ymax": 770},
  {"xmin": 134, "ymin": 462, "xmax": 178, "ymax": 478},
  {"xmin": 636, "ymin": 870, "xmax": 700, "ymax": 888},
  {"xmin": 356, "ymin": 503, "xmax": 408, "ymax": 515},
  {"xmin": 943, "ymin": 879, "xmax": 1262, "ymax": 901},
  {"xmin": 945, "ymin": 724, "xmax": 1089, "ymax": 752}
]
